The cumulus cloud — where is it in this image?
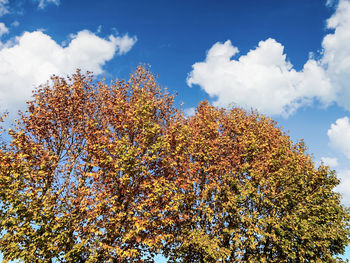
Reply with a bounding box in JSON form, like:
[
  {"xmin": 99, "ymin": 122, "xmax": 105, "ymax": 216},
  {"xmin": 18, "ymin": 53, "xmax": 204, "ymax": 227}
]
[
  {"xmin": 335, "ymin": 169, "xmax": 350, "ymax": 206},
  {"xmin": 321, "ymin": 157, "xmax": 338, "ymax": 167},
  {"xmin": 328, "ymin": 117, "xmax": 350, "ymax": 159},
  {"xmin": 0, "ymin": 30, "xmax": 137, "ymax": 111},
  {"xmin": 37, "ymin": 0, "xmax": 60, "ymax": 9},
  {"xmin": 0, "ymin": 22, "xmax": 8, "ymax": 37},
  {"xmin": 327, "ymin": 117, "xmax": 350, "ymax": 206},
  {"xmin": 0, "ymin": 0, "xmax": 9, "ymax": 16},
  {"xmin": 321, "ymin": 0, "xmax": 350, "ymax": 110},
  {"xmin": 187, "ymin": 39, "xmax": 333, "ymax": 116},
  {"xmin": 187, "ymin": 0, "xmax": 350, "ymax": 116},
  {"xmin": 109, "ymin": 34, "xmax": 137, "ymax": 55}
]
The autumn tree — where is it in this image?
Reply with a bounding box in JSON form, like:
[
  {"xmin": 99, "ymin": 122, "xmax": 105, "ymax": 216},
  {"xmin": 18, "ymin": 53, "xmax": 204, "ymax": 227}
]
[
  {"xmin": 0, "ymin": 66, "xmax": 186, "ymax": 262},
  {"xmin": 0, "ymin": 66, "xmax": 349, "ymax": 262},
  {"xmin": 162, "ymin": 102, "xmax": 350, "ymax": 263}
]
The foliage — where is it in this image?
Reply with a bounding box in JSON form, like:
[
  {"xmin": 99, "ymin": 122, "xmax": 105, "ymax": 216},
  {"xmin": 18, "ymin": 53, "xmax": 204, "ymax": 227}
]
[
  {"xmin": 0, "ymin": 66, "xmax": 183, "ymax": 262},
  {"xmin": 163, "ymin": 102, "xmax": 350, "ymax": 262},
  {"xmin": 0, "ymin": 66, "xmax": 349, "ymax": 262}
]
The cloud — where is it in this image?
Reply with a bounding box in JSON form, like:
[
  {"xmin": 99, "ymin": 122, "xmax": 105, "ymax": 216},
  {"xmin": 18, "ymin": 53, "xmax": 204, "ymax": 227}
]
[
  {"xmin": 321, "ymin": 157, "xmax": 338, "ymax": 167},
  {"xmin": 321, "ymin": 0, "xmax": 350, "ymax": 110},
  {"xmin": 187, "ymin": 0, "xmax": 350, "ymax": 116},
  {"xmin": 37, "ymin": 0, "xmax": 60, "ymax": 9},
  {"xmin": 327, "ymin": 117, "xmax": 350, "ymax": 159},
  {"xmin": 327, "ymin": 117, "xmax": 350, "ymax": 206},
  {"xmin": 0, "ymin": 30, "xmax": 137, "ymax": 112},
  {"xmin": 0, "ymin": 0, "xmax": 9, "ymax": 16},
  {"xmin": 335, "ymin": 169, "xmax": 350, "ymax": 206},
  {"xmin": 109, "ymin": 34, "xmax": 137, "ymax": 55},
  {"xmin": 187, "ymin": 39, "xmax": 333, "ymax": 116},
  {"xmin": 0, "ymin": 22, "xmax": 8, "ymax": 37}
]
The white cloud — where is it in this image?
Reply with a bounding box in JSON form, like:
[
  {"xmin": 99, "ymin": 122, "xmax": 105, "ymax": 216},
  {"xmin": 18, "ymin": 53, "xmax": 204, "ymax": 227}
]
[
  {"xmin": 187, "ymin": 39, "xmax": 333, "ymax": 116},
  {"xmin": 321, "ymin": 0, "xmax": 350, "ymax": 110},
  {"xmin": 327, "ymin": 117, "xmax": 350, "ymax": 159},
  {"xmin": 0, "ymin": 22, "xmax": 8, "ymax": 37},
  {"xmin": 187, "ymin": 0, "xmax": 350, "ymax": 116},
  {"xmin": 321, "ymin": 157, "xmax": 339, "ymax": 167},
  {"xmin": 335, "ymin": 169, "xmax": 350, "ymax": 207},
  {"xmin": 110, "ymin": 34, "xmax": 137, "ymax": 55},
  {"xmin": 327, "ymin": 116, "xmax": 350, "ymax": 206},
  {"xmin": 0, "ymin": 30, "xmax": 137, "ymax": 111},
  {"xmin": 0, "ymin": 0, "xmax": 9, "ymax": 16},
  {"xmin": 37, "ymin": 0, "xmax": 60, "ymax": 9}
]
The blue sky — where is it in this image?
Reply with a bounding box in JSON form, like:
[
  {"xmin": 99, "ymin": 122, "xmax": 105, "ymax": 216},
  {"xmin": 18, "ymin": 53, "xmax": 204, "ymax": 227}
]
[{"xmin": 0, "ymin": 0, "xmax": 350, "ymax": 261}]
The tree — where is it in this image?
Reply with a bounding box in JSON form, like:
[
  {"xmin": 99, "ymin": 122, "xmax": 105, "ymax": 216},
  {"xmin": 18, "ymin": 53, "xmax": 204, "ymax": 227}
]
[
  {"xmin": 163, "ymin": 102, "xmax": 350, "ymax": 262},
  {"xmin": 0, "ymin": 66, "xmax": 349, "ymax": 262},
  {"xmin": 0, "ymin": 66, "xmax": 185, "ymax": 262}
]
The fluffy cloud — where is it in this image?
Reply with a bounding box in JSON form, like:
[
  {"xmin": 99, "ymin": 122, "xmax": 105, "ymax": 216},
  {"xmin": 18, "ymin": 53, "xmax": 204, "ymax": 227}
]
[
  {"xmin": 0, "ymin": 0, "xmax": 9, "ymax": 16},
  {"xmin": 321, "ymin": 157, "xmax": 338, "ymax": 167},
  {"xmin": 328, "ymin": 117, "xmax": 350, "ymax": 159},
  {"xmin": 0, "ymin": 22, "xmax": 8, "ymax": 37},
  {"xmin": 0, "ymin": 30, "xmax": 137, "ymax": 111},
  {"xmin": 187, "ymin": 39, "xmax": 333, "ymax": 116},
  {"xmin": 37, "ymin": 0, "xmax": 60, "ymax": 9},
  {"xmin": 187, "ymin": 0, "xmax": 350, "ymax": 116},
  {"xmin": 110, "ymin": 34, "xmax": 137, "ymax": 55},
  {"xmin": 335, "ymin": 169, "xmax": 350, "ymax": 206},
  {"xmin": 321, "ymin": 0, "xmax": 350, "ymax": 110},
  {"xmin": 327, "ymin": 117, "xmax": 350, "ymax": 206}
]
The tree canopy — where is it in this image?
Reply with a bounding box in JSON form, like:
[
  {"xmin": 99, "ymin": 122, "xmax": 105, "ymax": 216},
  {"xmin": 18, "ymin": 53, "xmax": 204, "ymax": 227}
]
[{"xmin": 0, "ymin": 66, "xmax": 349, "ymax": 262}]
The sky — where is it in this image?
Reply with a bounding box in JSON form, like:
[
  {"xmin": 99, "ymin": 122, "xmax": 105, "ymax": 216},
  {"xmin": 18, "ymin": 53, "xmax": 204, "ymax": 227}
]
[{"xmin": 0, "ymin": 0, "xmax": 350, "ymax": 261}]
